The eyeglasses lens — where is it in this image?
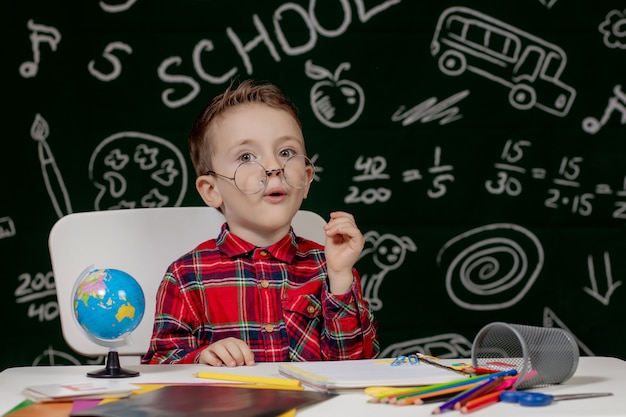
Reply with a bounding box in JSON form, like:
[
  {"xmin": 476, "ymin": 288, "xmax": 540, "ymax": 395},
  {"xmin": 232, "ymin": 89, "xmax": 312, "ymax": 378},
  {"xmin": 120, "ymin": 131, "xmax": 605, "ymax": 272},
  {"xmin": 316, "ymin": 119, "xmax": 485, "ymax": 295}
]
[{"xmin": 233, "ymin": 156, "xmax": 314, "ymax": 194}]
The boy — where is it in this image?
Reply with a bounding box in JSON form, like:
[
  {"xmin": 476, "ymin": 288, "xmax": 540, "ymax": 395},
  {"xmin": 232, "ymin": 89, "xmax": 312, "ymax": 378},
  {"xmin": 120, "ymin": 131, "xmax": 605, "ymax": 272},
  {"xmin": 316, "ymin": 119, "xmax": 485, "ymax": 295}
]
[{"xmin": 142, "ymin": 79, "xmax": 379, "ymax": 366}]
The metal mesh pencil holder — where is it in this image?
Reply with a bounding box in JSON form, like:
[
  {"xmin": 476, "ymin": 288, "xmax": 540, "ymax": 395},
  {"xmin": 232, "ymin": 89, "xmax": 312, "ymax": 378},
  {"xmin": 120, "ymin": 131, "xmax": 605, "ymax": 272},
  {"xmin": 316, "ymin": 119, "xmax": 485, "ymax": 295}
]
[{"xmin": 471, "ymin": 322, "xmax": 580, "ymax": 389}]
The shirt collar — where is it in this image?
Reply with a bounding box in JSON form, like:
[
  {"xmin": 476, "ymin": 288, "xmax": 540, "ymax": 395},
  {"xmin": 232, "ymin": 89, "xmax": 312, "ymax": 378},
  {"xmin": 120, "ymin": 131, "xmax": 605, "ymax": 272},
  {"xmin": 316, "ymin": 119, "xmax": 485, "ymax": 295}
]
[{"xmin": 216, "ymin": 223, "xmax": 298, "ymax": 263}]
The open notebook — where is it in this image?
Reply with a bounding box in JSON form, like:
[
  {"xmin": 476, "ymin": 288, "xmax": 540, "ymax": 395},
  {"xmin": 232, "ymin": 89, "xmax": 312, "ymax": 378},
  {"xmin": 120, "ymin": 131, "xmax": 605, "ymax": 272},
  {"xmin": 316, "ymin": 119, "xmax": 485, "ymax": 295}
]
[{"xmin": 278, "ymin": 358, "xmax": 469, "ymax": 391}]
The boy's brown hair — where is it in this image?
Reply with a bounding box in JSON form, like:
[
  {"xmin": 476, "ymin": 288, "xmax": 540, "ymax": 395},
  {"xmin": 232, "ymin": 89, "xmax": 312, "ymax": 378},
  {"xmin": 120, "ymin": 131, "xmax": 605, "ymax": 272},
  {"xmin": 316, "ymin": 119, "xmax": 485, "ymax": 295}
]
[{"xmin": 189, "ymin": 79, "xmax": 303, "ymax": 177}]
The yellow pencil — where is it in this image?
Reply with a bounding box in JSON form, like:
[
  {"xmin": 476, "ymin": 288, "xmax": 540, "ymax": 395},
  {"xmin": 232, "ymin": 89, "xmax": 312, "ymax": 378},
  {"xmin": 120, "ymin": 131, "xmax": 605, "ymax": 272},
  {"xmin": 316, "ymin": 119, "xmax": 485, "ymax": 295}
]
[{"xmin": 193, "ymin": 372, "xmax": 302, "ymax": 388}]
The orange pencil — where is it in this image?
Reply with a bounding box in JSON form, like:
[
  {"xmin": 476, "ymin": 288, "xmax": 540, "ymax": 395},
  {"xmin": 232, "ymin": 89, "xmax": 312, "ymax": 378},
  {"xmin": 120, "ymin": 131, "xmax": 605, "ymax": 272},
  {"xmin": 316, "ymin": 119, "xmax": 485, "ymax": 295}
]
[{"xmin": 460, "ymin": 390, "xmax": 503, "ymax": 414}]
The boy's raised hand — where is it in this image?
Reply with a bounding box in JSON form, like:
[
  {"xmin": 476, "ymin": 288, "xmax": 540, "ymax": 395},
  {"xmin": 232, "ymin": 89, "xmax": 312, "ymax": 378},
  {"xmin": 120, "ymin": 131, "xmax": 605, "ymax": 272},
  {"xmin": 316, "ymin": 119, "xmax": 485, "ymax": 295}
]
[{"xmin": 323, "ymin": 211, "xmax": 365, "ymax": 294}]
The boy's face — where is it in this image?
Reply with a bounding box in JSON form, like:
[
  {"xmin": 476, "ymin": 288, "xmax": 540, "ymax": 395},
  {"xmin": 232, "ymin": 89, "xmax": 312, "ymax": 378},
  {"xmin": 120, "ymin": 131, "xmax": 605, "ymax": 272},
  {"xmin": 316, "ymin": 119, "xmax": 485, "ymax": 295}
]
[{"xmin": 196, "ymin": 102, "xmax": 311, "ymax": 245}]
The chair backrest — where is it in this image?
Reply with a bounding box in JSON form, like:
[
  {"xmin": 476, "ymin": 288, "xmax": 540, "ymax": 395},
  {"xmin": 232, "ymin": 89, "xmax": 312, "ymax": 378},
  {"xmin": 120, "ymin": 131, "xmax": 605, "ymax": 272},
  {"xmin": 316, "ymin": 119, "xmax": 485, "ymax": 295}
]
[{"xmin": 50, "ymin": 207, "xmax": 326, "ymax": 359}]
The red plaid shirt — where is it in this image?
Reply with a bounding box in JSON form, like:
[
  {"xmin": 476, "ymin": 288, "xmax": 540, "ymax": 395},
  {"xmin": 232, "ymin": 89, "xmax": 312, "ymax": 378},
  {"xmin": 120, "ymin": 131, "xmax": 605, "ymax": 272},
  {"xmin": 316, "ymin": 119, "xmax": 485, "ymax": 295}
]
[{"xmin": 142, "ymin": 224, "xmax": 379, "ymax": 364}]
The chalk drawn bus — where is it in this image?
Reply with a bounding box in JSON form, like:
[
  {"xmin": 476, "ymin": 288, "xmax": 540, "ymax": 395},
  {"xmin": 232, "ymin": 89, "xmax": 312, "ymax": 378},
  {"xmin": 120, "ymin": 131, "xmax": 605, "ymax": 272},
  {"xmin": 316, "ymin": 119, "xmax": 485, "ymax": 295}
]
[{"xmin": 431, "ymin": 7, "xmax": 576, "ymax": 117}]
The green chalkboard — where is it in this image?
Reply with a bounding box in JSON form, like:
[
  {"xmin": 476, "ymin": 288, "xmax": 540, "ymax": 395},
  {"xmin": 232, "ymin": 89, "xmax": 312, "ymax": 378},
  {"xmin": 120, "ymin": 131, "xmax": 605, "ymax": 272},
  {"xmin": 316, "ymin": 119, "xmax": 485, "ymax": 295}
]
[{"xmin": 4, "ymin": 0, "xmax": 626, "ymax": 370}]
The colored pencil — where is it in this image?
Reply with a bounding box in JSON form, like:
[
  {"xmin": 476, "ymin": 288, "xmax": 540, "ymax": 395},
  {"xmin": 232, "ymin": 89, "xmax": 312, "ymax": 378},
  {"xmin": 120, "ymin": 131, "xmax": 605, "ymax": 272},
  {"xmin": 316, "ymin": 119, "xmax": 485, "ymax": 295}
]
[
  {"xmin": 432, "ymin": 376, "xmax": 501, "ymax": 414},
  {"xmin": 377, "ymin": 368, "xmax": 516, "ymax": 403},
  {"xmin": 460, "ymin": 389, "xmax": 503, "ymax": 414},
  {"xmin": 393, "ymin": 382, "xmax": 484, "ymax": 405},
  {"xmin": 193, "ymin": 372, "xmax": 301, "ymax": 388},
  {"xmin": 453, "ymin": 376, "xmax": 505, "ymax": 410}
]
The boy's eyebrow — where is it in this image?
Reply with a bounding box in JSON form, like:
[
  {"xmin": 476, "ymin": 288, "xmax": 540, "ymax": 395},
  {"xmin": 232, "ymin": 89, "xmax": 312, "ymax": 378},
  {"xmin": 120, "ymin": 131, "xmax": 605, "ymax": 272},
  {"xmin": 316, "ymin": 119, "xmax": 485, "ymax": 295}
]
[{"xmin": 230, "ymin": 135, "xmax": 305, "ymax": 149}]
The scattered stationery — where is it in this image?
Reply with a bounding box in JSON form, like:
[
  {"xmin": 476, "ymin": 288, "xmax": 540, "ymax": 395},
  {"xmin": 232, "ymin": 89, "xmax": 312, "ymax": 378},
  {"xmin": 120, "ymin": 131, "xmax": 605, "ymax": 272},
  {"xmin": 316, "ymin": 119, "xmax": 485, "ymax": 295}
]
[
  {"xmin": 278, "ymin": 358, "xmax": 469, "ymax": 391},
  {"xmin": 21, "ymin": 382, "xmax": 140, "ymax": 403},
  {"xmin": 69, "ymin": 384, "xmax": 336, "ymax": 417}
]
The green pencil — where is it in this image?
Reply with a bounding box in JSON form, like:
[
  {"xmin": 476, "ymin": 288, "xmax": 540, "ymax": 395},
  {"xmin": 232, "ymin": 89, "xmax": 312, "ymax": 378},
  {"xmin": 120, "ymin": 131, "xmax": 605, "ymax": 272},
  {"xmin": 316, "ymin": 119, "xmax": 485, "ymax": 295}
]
[{"xmin": 379, "ymin": 369, "xmax": 517, "ymax": 403}]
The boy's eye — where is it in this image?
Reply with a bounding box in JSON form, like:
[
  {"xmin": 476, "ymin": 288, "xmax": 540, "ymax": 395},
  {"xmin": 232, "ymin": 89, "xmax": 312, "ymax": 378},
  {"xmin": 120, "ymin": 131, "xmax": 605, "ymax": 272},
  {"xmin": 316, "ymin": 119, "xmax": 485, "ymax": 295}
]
[
  {"xmin": 238, "ymin": 153, "xmax": 255, "ymax": 163},
  {"xmin": 279, "ymin": 149, "xmax": 295, "ymax": 158}
]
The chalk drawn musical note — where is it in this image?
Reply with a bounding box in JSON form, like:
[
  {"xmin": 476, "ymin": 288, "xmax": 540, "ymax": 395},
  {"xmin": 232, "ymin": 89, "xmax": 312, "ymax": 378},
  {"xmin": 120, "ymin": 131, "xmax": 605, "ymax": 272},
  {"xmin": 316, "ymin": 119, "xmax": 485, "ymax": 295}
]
[
  {"xmin": 19, "ymin": 20, "xmax": 61, "ymax": 78},
  {"xmin": 30, "ymin": 114, "xmax": 72, "ymax": 218},
  {"xmin": 582, "ymin": 85, "xmax": 626, "ymax": 134},
  {"xmin": 437, "ymin": 223, "xmax": 543, "ymax": 311}
]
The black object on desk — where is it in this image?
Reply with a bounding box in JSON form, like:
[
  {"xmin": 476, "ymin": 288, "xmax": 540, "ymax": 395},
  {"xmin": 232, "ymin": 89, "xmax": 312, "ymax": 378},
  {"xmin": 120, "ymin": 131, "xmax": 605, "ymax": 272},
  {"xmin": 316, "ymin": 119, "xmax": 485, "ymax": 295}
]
[{"xmin": 70, "ymin": 385, "xmax": 336, "ymax": 417}]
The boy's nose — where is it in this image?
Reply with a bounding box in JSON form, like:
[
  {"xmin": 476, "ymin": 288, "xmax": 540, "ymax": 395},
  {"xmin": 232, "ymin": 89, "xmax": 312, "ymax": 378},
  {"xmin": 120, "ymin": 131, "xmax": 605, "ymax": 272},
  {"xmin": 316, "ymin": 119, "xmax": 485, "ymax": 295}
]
[{"xmin": 265, "ymin": 168, "xmax": 283, "ymax": 177}]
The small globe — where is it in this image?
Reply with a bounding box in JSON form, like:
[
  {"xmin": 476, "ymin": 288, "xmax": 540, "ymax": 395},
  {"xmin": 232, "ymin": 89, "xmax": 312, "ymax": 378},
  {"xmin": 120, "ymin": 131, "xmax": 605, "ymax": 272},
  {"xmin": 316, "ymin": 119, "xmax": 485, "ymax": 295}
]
[{"xmin": 73, "ymin": 268, "xmax": 145, "ymax": 344}]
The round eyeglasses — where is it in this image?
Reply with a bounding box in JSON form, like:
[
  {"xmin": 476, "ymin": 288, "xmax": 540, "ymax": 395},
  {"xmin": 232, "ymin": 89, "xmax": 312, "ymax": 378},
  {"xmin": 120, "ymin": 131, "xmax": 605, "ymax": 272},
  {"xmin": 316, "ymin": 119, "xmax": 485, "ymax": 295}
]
[{"xmin": 205, "ymin": 155, "xmax": 315, "ymax": 195}]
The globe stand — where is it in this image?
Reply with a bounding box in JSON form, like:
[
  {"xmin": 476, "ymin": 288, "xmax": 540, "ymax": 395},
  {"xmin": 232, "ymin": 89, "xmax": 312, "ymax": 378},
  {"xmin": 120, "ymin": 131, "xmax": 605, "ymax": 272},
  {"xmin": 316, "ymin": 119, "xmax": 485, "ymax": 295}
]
[{"xmin": 87, "ymin": 350, "xmax": 140, "ymax": 378}]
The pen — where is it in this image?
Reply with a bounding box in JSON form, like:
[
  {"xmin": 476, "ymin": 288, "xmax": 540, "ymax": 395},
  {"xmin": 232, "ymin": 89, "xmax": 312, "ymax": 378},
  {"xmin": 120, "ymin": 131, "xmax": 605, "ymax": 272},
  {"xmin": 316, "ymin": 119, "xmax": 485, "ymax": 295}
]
[{"xmin": 193, "ymin": 372, "xmax": 301, "ymax": 388}]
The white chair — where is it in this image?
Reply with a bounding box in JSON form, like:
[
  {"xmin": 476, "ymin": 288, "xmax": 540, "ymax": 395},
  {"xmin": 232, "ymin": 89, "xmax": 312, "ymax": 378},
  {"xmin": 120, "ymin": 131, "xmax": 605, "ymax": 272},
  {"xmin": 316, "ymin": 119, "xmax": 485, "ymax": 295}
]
[{"xmin": 49, "ymin": 206, "xmax": 327, "ymax": 365}]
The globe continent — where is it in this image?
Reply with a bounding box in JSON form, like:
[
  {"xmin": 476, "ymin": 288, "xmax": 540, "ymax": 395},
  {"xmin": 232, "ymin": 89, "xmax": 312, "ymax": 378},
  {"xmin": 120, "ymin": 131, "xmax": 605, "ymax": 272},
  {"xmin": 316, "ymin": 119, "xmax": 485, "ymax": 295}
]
[{"xmin": 73, "ymin": 269, "xmax": 145, "ymax": 342}]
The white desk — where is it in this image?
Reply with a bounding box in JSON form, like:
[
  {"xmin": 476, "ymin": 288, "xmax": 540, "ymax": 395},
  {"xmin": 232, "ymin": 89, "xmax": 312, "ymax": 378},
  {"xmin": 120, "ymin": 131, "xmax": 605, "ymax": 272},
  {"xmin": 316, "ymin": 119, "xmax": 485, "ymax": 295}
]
[{"xmin": 1, "ymin": 357, "xmax": 624, "ymax": 416}]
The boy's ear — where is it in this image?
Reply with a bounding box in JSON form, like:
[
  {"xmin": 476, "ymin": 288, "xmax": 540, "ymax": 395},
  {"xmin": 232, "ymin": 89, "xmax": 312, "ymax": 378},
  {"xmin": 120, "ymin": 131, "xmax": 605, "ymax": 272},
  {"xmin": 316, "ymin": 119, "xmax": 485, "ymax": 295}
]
[{"xmin": 195, "ymin": 175, "xmax": 223, "ymax": 209}]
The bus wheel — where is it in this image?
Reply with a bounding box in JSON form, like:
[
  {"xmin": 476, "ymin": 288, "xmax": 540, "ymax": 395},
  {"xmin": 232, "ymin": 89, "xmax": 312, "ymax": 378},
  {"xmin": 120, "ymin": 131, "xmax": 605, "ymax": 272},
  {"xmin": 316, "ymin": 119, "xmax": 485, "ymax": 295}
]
[
  {"xmin": 438, "ymin": 50, "xmax": 466, "ymax": 76},
  {"xmin": 509, "ymin": 84, "xmax": 536, "ymax": 110}
]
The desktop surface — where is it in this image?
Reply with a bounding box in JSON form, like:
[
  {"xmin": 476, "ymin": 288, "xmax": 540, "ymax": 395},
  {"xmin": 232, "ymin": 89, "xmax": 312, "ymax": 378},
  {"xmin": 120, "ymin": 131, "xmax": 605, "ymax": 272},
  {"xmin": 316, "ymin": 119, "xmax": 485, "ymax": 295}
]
[{"xmin": 1, "ymin": 357, "xmax": 624, "ymax": 416}]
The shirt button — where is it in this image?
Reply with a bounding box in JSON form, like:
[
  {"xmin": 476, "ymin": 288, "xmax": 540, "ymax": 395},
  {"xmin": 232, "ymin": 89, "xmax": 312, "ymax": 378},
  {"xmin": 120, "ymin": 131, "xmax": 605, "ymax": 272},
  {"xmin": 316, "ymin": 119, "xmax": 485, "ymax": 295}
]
[
  {"xmin": 260, "ymin": 280, "xmax": 270, "ymax": 289},
  {"xmin": 264, "ymin": 324, "xmax": 274, "ymax": 332},
  {"xmin": 307, "ymin": 305, "xmax": 316, "ymax": 315},
  {"xmin": 259, "ymin": 250, "xmax": 268, "ymax": 256}
]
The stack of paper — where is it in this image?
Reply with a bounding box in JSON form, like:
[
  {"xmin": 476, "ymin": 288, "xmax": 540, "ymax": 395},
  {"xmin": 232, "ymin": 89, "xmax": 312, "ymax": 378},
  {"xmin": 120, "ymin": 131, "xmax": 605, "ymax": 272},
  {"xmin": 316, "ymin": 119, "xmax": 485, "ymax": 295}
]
[
  {"xmin": 278, "ymin": 358, "xmax": 469, "ymax": 391},
  {"xmin": 22, "ymin": 382, "xmax": 140, "ymax": 402}
]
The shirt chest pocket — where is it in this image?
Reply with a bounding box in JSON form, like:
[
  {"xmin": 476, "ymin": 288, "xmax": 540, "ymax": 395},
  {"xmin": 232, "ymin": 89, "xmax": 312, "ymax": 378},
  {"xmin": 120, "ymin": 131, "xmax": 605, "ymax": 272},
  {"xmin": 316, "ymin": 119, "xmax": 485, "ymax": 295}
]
[{"xmin": 281, "ymin": 294, "xmax": 322, "ymax": 320}]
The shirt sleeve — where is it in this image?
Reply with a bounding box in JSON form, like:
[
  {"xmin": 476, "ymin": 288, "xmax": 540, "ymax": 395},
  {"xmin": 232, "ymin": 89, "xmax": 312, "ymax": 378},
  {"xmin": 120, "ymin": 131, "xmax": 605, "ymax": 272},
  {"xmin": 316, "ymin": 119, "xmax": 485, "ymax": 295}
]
[
  {"xmin": 141, "ymin": 266, "xmax": 204, "ymax": 364},
  {"xmin": 319, "ymin": 268, "xmax": 380, "ymax": 360}
]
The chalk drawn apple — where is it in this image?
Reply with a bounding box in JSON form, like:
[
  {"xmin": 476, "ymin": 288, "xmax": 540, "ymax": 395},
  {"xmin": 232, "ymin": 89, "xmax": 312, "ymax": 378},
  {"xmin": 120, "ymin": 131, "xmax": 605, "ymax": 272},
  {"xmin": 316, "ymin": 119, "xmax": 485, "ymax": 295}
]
[{"xmin": 305, "ymin": 60, "xmax": 365, "ymax": 128}]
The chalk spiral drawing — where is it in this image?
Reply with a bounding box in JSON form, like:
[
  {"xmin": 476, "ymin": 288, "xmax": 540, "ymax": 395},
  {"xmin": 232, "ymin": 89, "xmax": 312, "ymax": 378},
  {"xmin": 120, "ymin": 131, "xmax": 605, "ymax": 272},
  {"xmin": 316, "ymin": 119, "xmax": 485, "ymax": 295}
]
[
  {"xmin": 88, "ymin": 132, "xmax": 188, "ymax": 210},
  {"xmin": 437, "ymin": 223, "xmax": 544, "ymax": 311}
]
